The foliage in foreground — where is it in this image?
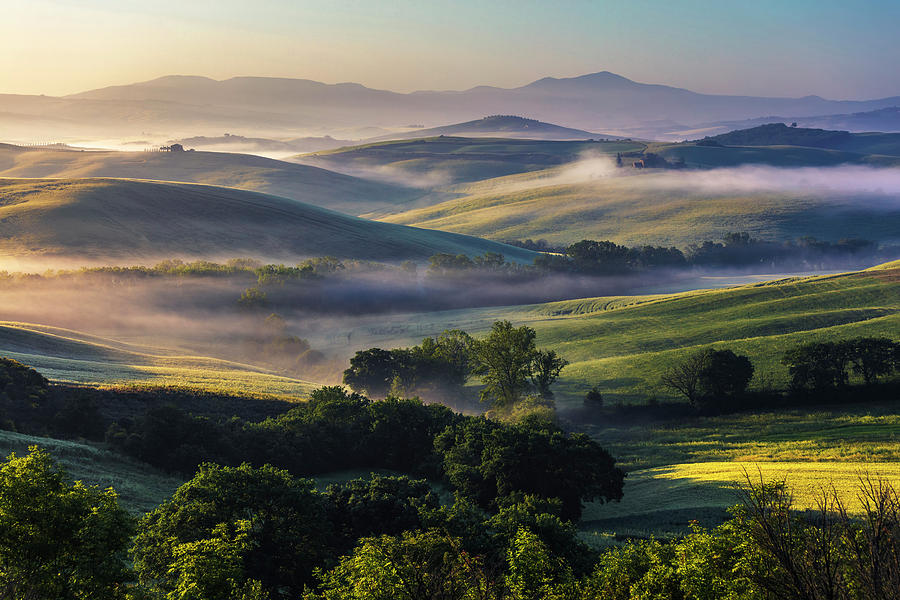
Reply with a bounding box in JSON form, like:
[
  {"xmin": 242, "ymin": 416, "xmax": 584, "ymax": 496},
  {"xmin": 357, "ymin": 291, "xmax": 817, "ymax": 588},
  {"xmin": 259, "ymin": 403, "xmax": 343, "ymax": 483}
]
[{"xmin": 0, "ymin": 447, "xmax": 133, "ymax": 600}]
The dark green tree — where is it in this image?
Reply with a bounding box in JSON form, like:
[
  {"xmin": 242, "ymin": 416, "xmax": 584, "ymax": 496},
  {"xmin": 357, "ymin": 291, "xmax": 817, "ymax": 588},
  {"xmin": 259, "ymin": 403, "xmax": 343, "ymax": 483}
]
[
  {"xmin": 472, "ymin": 321, "xmax": 538, "ymax": 408},
  {"xmin": 343, "ymin": 348, "xmax": 410, "ymax": 398},
  {"xmin": 846, "ymin": 337, "xmax": 899, "ymax": 385},
  {"xmin": 133, "ymin": 462, "xmax": 334, "ymax": 598},
  {"xmin": 530, "ymin": 350, "xmax": 569, "ymax": 399}
]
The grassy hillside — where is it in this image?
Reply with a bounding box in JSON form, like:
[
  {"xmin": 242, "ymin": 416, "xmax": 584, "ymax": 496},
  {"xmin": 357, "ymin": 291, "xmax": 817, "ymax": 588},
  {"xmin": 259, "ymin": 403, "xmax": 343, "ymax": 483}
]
[
  {"xmin": 0, "ymin": 321, "xmax": 320, "ymax": 397},
  {"xmin": 380, "ymin": 166, "xmax": 900, "ymax": 246},
  {"xmin": 294, "ymin": 137, "xmax": 645, "ymax": 186},
  {"xmin": 0, "ymin": 178, "xmax": 537, "ymax": 263},
  {"xmin": 342, "ymin": 263, "xmax": 899, "ymax": 406},
  {"xmin": 0, "ymin": 145, "xmax": 418, "ymax": 215},
  {"xmin": 0, "ymin": 430, "xmax": 183, "ymax": 513}
]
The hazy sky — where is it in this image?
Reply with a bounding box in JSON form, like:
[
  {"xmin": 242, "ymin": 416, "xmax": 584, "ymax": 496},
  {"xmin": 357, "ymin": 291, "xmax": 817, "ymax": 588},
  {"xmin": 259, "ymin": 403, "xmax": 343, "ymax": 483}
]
[{"xmin": 4, "ymin": 0, "xmax": 899, "ymax": 99}]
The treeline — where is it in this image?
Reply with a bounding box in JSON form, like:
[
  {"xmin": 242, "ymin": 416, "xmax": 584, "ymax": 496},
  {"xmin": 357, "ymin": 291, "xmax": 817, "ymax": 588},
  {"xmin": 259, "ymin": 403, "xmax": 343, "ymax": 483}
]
[
  {"xmin": 4, "ymin": 446, "xmax": 898, "ymax": 599},
  {"xmin": 497, "ymin": 232, "xmax": 897, "ymax": 276},
  {"xmin": 657, "ymin": 337, "xmax": 900, "ymax": 413}
]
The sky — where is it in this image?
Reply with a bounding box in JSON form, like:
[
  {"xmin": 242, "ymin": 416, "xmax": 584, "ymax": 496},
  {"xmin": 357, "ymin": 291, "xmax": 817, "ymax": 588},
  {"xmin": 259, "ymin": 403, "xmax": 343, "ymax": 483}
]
[{"xmin": 3, "ymin": 0, "xmax": 900, "ymax": 99}]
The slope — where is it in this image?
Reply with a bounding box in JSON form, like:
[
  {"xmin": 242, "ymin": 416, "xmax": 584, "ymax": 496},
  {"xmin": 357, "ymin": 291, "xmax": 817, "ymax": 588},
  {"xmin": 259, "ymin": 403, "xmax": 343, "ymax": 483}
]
[
  {"xmin": 294, "ymin": 137, "xmax": 645, "ymax": 187},
  {"xmin": 0, "ymin": 178, "xmax": 537, "ymax": 263},
  {"xmin": 380, "ymin": 165, "xmax": 900, "ymax": 246},
  {"xmin": 0, "ymin": 145, "xmax": 418, "ymax": 215},
  {"xmin": 0, "ymin": 321, "xmax": 319, "ymax": 398}
]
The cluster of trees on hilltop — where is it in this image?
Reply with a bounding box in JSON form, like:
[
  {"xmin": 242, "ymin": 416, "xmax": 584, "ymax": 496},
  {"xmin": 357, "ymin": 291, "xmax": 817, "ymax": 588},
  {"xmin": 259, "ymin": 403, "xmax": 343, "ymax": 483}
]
[{"xmin": 4, "ymin": 445, "xmax": 898, "ymax": 599}]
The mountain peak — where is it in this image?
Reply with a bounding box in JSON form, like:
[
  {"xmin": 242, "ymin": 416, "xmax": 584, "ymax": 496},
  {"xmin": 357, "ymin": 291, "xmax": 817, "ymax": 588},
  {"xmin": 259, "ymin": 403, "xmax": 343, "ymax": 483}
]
[{"xmin": 521, "ymin": 71, "xmax": 637, "ymax": 90}]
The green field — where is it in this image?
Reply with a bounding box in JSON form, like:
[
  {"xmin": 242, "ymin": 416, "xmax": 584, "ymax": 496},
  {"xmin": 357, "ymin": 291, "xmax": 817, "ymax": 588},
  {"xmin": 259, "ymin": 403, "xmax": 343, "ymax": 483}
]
[
  {"xmin": 0, "ymin": 145, "xmax": 419, "ymax": 215},
  {"xmin": 0, "ymin": 177, "xmax": 536, "ymax": 264},
  {"xmin": 578, "ymin": 401, "xmax": 900, "ymax": 543},
  {"xmin": 380, "ymin": 165, "xmax": 900, "ymax": 246}
]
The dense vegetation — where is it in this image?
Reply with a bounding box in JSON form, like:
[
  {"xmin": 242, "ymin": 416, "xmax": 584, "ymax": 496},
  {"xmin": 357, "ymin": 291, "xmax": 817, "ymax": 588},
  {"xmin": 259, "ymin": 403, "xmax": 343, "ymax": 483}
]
[{"xmin": 2, "ymin": 445, "xmax": 898, "ymax": 599}]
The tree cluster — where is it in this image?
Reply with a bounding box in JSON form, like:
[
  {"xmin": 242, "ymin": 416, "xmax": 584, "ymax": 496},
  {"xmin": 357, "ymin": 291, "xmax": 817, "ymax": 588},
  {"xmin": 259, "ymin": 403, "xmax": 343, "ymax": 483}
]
[
  {"xmin": 343, "ymin": 322, "xmax": 568, "ymax": 407},
  {"xmin": 783, "ymin": 337, "xmax": 900, "ymax": 394}
]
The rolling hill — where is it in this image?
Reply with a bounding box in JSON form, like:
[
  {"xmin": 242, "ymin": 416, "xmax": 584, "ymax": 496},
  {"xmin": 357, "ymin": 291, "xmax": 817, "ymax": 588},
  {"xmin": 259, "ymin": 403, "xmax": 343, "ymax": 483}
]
[
  {"xmin": 346, "ymin": 261, "xmax": 900, "ymax": 406},
  {"xmin": 0, "ymin": 145, "xmax": 418, "ymax": 215},
  {"xmin": 379, "ymin": 164, "xmax": 900, "ymax": 246},
  {"xmin": 294, "ymin": 137, "xmax": 645, "ymax": 187},
  {"xmin": 0, "ymin": 178, "xmax": 537, "ymax": 263},
  {"xmin": 0, "ymin": 321, "xmax": 319, "ymax": 398},
  {"xmin": 695, "ymin": 123, "xmax": 900, "ymax": 156}
]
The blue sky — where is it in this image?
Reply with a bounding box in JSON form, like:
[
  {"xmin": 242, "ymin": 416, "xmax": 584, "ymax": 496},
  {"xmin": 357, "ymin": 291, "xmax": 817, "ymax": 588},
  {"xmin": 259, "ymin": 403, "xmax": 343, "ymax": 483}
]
[{"xmin": 3, "ymin": 0, "xmax": 899, "ymax": 98}]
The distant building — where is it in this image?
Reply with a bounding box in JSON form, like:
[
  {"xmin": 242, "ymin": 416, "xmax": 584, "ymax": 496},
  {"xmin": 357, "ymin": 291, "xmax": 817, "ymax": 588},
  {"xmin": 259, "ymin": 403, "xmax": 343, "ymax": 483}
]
[{"xmin": 159, "ymin": 143, "xmax": 185, "ymax": 152}]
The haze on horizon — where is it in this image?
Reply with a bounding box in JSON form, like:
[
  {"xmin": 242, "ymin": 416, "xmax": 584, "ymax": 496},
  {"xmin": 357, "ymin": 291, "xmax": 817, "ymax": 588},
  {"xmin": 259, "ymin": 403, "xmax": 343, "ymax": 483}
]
[{"xmin": 4, "ymin": 0, "xmax": 900, "ymax": 100}]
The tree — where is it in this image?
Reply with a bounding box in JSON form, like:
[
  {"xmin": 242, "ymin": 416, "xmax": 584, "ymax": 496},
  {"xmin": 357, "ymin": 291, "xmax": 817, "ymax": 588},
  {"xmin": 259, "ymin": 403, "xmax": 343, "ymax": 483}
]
[
  {"xmin": 662, "ymin": 348, "xmax": 754, "ymax": 409},
  {"xmin": 325, "ymin": 475, "xmax": 439, "ymax": 554},
  {"xmin": 306, "ymin": 529, "xmax": 496, "ymax": 600},
  {"xmin": 472, "ymin": 321, "xmax": 538, "ymax": 408},
  {"xmin": 660, "ymin": 350, "xmax": 708, "ymax": 405},
  {"xmin": 846, "ymin": 337, "xmax": 899, "ymax": 385},
  {"xmin": 583, "ymin": 386, "xmax": 603, "ymax": 410},
  {"xmin": 435, "ymin": 418, "xmax": 624, "ymax": 521},
  {"xmin": 133, "ymin": 463, "xmax": 334, "ymax": 598},
  {"xmin": 696, "ymin": 349, "xmax": 754, "ymax": 409},
  {"xmin": 530, "ymin": 350, "xmax": 569, "ymax": 399},
  {"xmin": 782, "ymin": 341, "xmax": 852, "ymax": 393},
  {"xmin": 0, "ymin": 447, "xmax": 134, "ymax": 599},
  {"xmin": 343, "ymin": 348, "xmax": 409, "ymax": 398}
]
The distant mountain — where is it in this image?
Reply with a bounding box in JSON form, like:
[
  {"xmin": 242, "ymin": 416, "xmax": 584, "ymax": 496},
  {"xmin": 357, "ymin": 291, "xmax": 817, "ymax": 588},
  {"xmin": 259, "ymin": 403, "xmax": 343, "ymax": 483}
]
[
  {"xmin": 3, "ymin": 72, "xmax": 900, "ymax": 141},
  {"xmin": 365, "ymin": 115, "xmax": 616, "ymax": 142},
  {"xmin": 697, "ymin": 123, "xmax": 900, "ymax": 156},
  {"xmin": 0, "ymin": 178, "xmax": 537, "ymax": 263}
]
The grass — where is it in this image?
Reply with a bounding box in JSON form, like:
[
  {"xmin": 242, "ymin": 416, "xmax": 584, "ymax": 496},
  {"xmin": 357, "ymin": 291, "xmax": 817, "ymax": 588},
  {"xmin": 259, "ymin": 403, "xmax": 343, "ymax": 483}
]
[
  {"xmin": 379, "ymin": 164, "xmax": 900, "ymax": 246},
  {"xmin": 0, "ymin": 177, "xmax": 536, "ymax": 264},
  {"xmin": 0, "ymin": 430, "xmax": 183, "ymax": 513},
  {"xmin": 0, "ymin": 321, "xmax": 320, "ymax": 398},
  {"xmin": 0, "ymin": 145, "xmax": 419, "ymax": 215}
]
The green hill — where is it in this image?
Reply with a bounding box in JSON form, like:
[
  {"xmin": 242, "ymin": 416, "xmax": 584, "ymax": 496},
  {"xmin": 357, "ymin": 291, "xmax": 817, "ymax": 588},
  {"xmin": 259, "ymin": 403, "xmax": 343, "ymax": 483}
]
[
  {"xmin": 294, "ymin": 136, "xmax": 645, "ymax": 187},
  {"xmin": 0, "ymin": 321, "xmax": 320, "ymax": 397},
  {"xmin": 0, "ymin": 145, "xmax": 418, "ymax": 215},
  {"xmin": 357, "ymin": 262, "xmax": 900, "ymax": 406},
  {"xmin": 379, "ymin": 166, "xmax": 900, "ymax": 246},
  {"xmin": 0, "ymin": 178, "xmax": 537, "ymax": 263}
]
